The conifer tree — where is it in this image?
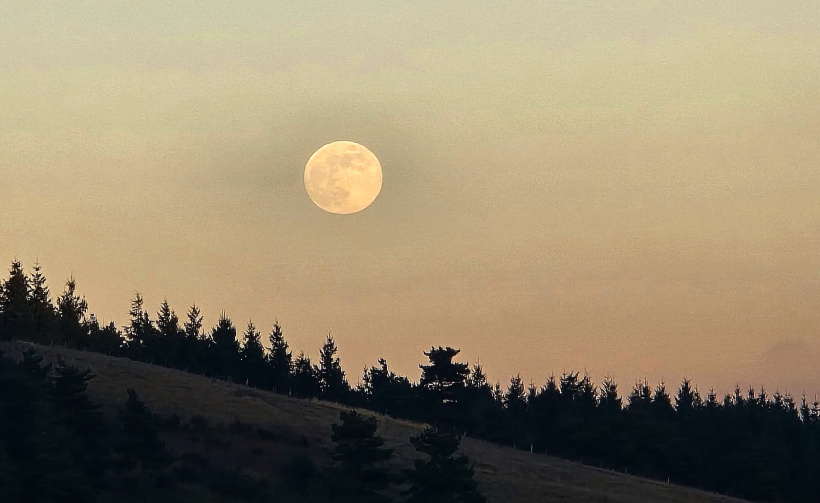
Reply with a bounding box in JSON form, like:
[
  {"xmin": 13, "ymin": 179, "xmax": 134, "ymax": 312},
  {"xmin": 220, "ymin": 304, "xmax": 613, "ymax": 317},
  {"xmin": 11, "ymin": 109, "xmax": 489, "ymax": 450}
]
[
  {"xmin": 0, "ymin": 260, "xmax": 31, "ymax": 341},
  {"xmin": 292, "ymin": 351, "xmax": 320, "ymax": 397},
  {"xmin": 267, "ymin": 320, "xmax": 292, "ymax": 392},
  {"xmin": 57, "ymin": 276, "xmax": 88, "ymax": 348},
  {"xmin": 156, "ymin": 299, "xmax": 184, "ymax": 366},
  {"xmin": 124, "ymin": 293, "xmax": 156, "ymax": 360},
  {"xmin": 183, "ymin": 304, "xmax": 205, "ymax": 371},
  {"xmin": 115, "ymin": 388, "xmax": 171, "ymax": 476},
  {"xmin": 209, "ymin": 312, "xmax": 240, "ymax": 378},
  {"xmin": 362, "ymin": 358, "xmax": 413, "ymax": 416},
  {"xmin": 28, "ymin": 261, "xmax": 57, "ymax": 344},
  {"xmin": 505, "ymin": 374, "xmax": 527, "ymax": 415},
  {"xmin": 419, "ymin": 347, "xmax": 470, "ymax": 424},
  {"xmin": 84, "ymin": 314, "xmax": 123, "ymax": 354},
  {"xmin": 675, "ymin": 379, "xmax": 701, "ymax": 416},
  {"xmin": 599, "ymin": 376, "xmax": 622, "ymax": 414},
  {"xmin": 318, "ymin": 333, "xmax": 347, "ymax": 401},
  {"xmin": 326, "ymin": 409, "xmax": 394, "ymax": 503},
  {"xmin": 403, "ymin": 427, "xmax": 485, "ymax": 503},
  {"xmin": 240, "ymin": 320, "xmax": 265, "ymax": 386},
  {"xmin": 52, "ymin": 357, "xmax": 108, "ymax": 485}
]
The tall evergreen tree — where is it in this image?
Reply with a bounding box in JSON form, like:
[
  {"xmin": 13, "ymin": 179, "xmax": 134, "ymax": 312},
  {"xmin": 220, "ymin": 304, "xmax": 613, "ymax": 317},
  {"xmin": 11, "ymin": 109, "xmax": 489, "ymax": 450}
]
[
  {"xmin": 52, "ymin": 357, "xmax": 108, "ymax": 485},
  {"xmin": 209, "ymin": 312, "xmax": 239, "ymax": 378},
  {"xmin": 599, "ymin": 376, "xmax": 622, "ymax": 414},
  {"xmin": 292, "ymin": 351, "xmax": 320, "ymax": 398},
  {"xmin": 0, "ymin": 260, "xmax": 31, "ymax": 341},
  {"xmin": 267, "ymin": 320, "xmax": 292, "ymax": 393},
  {"xmin": 403, "ymin": 427, "xmax": 485, "ymax": 503},
  {"xmin": 326, "ymin": 410, "xmax": 394, "ymax": 503},
  {"xmin": 318, "ymin": 333, "xmax": 347, "ymax": 401},
  {"xmin": 114, "ymin": 388, "xmax": 171, "ymax": 477},
  {"xmin": 124, "ymin": 293, "xmax": 156, "ymax": 360},
  {"xmin": 57, "ymin": 276, "xmax": 88, "ymax": 348},
  {"xmin": 362, "ymin": 358, "xmax": 413, "ymax": 417},
  {"xmin": 28, "ymin": 261, "xmax": 57, "ymax": 344},
  {"xmin": 419, "ymin": 346, "xmax": 470, "ymax": 423},
  {"xmin": 240, "ymin": 320, "xmax": 266, "ymax": 386},
  {"xmin": 156, "ymin": 299, "xmax": 184, "ymax": 366}
]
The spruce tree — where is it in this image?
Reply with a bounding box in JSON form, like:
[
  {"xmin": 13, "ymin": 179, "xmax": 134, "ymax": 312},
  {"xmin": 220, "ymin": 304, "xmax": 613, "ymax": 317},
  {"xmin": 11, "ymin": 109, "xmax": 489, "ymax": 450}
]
[
  {"xmin": 52, "ymin": 357, "xmax": 108, "ymax": 485},
  {"xmin": 240, "ymin": 320, "xmax": 265, "ymax": 386},
  {"xmin": 318, "ymin": 333, "xmax": 347, "ymax": 401},
  {"xmin": 209, "ymin": 312, "xmax": 239, "ymax": 378},
  {"xmin": 57, "ymin": 276, "xmax": 88, "ymax": 348},
  {"xmin": 292, "ymin": 351, "xmax": 320, "ymax": 398},
  {"xmin": 327, "ymin": 409, "xmax": 394, "ymax": 503},
  {"xmin": 267, "ymin": 320, "xmax": 292, "ymax": 392},
  {"xmin": 124, "ymin": 293, "xmax": 156, "ymax": 360},
  {"xmin": 115, "ymin": 388, "xmax": 171, "ymax": 477},
  {"xmin": 419, "ymin": 346, "xmax": 470, "ymax": 422},
  {"xmin": 156, "ymin": 299, "xmax": 184, "ymax": 366},
  {"xmin": 403, "ymin": 427, "xmax": 485, "ymax": 503},
  {"xmin": 28, "ymin": 261, "xmax": 57, "ymax": 344},
  {"xmin": 0, "ymin": 260, "xmax": 31, "ymax": 341}
]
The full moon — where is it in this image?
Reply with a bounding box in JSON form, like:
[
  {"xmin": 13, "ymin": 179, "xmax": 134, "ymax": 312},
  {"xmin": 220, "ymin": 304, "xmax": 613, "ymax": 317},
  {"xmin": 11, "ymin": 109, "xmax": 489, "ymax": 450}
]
[{"xmin": 304, "ymin": 141, "xmax": 383, "ymax": 214}]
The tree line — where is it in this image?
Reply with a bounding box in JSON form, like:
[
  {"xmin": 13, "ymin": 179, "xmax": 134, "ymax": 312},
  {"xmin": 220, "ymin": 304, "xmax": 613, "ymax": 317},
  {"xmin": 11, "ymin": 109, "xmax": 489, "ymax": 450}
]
[
  {"xmin": 2, "ymin": 260, "xmax": 819, "ymax": 502},
  {"xmin": 0, "ymin": 347, "xmax": 485, "ymax": 502}
]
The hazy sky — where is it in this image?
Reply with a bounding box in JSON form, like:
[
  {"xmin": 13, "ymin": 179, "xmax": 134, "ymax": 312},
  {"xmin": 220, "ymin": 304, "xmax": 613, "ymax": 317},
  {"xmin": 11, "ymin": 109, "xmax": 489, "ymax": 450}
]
[{"xmin": 2, "ymin": 2, "xmax": 818, "ymax": 398}]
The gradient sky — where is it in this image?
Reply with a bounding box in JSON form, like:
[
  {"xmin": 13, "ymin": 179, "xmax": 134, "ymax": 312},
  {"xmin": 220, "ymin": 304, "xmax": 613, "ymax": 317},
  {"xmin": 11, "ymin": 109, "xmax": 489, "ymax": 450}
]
[{"xmin": 2, "ymin": 2, "xmax": 818, "ymax": 399}]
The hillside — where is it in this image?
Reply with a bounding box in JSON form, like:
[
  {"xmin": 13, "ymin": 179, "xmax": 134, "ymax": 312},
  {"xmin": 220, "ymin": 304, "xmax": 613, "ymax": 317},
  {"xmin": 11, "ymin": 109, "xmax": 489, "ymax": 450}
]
[{"xmin": 1, "ymin": 341, "xmax": 747, "ymax": 503}]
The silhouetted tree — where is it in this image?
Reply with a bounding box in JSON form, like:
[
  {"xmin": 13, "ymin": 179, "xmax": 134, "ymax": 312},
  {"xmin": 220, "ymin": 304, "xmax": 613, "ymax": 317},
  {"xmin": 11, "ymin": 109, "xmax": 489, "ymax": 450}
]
[
  {"xmin": 0, "ymin": 260, "xmax": 31, "ymax": 341},
  {"xmin": 114, "ymin": 388, "xmax": 171, "ymax": 477},
  {"xmin": 156, "ymin": 299, "xmax": 185, "ymax": 367},
  {"xmin": 57, "ymin": 276, "xmax": 88, "ymax": 348},
  {"xmin": 362, "ymin": 358, "xmax": 413, "ymax": 417},
  {"xmin": 28, "ymin": 261, "xmax": 57, "ymax": 343},
  {"xmin": 326, "ymin": 410, "xmax": 394, "ymax": 502},
  {"xmin": 209, "ymin": 312, "xmax": 239, "ymax": 379},
  {"xmin": 267, "ymin": 320, "xmax": 292, "ymax": 393},
  {"xmin": 318, "ymin": 334, "xmax": 347, "ymax": 401},
  {"xmin": 419, "ymin": 346, "xmax": 469, "ymax": 423},
  {"xmin": 240, "ymin": 320, "xmax": 266, "ymax": 386},
  {"xmin": 124, "ymin": 293, "xmax": 156, "ymax": 361},
  {"xmin": 52, "ymin": 357, "xmax": 108, "ymax": 485},
  {"xmin": 292, "ymin": 351, "xmax": 320, "ymax": 398},
  {"xmin": 403, "ymin": 427, "xmax": 485, "ymax": 503}
]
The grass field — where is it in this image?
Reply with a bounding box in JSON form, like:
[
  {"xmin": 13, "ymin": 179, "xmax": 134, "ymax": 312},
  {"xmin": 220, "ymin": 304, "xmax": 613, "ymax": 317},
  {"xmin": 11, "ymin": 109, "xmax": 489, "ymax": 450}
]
[{"xmin": 1, "ymin": 341, "xmax": 748, "ymax": 503}]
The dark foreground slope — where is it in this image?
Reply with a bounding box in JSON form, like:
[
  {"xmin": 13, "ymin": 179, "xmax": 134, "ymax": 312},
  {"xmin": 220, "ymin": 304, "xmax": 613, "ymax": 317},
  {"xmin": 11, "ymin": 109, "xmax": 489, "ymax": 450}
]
[{"xmin": 1, "ymin": 341, "xmax": 746, "ymax": 503}]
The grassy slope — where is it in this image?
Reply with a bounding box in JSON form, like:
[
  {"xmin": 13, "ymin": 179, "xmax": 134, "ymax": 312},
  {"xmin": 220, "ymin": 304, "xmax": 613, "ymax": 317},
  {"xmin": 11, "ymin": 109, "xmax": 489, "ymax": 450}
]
[{"xmin": 2, "ymin": 342, "xmax": 747, "ymax": 503}]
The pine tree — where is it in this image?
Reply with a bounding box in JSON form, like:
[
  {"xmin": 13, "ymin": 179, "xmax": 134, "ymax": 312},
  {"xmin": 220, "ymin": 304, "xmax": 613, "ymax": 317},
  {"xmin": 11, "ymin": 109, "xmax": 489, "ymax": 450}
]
[
  {"xmin": 599, "ymin": 376, "xmax": 622, "ymax": 414},
  {"xmin": 84, "ymin": 314, "xmax": 123, "ymax": 354},
  {"xmin": 57, "ymin": 276, "xmax": 88, "ymax": 348},
  {"xmin": 362, "ymin": 358, "xmax": 413, "ymax": 416},
  {"xmin": 326, "ymin": 409, "xmax": 394, "ymax": 503},
  {"xmin": 156, "ymin": 299, "xmax": 184, "ymax": 366},
  {"xmin": 292, "ymin": 351, "xmax": 320, "ymax": 398},
  {"xmin": 240, "ymin": 320, "xmax": 265, "ymax": 386},
  {"xmin": 209, "ymin": 312, "xmax": 239, "ymax": 378},
  {"xmin": 504, "ymin": 374, "xmax": 527, "ymax": 415},
  {"xmin": 124, "ymin": 293, "xmax": 156, "ymax": 360},
  {"xmin": 403, "ymin": 427, "xmax": 485, "ymax": 503},
  {"xmin": 419, "ymin": 346, "xmax": 470, "ymax": 423},
  {"xmin": 675, "ymin": 379, "xmax": 701, "ymax": 416},
  {"xmin": 267, "ymin": 320, "xmax": 292, "ymax": 393},
  {"xmin": 52, "ymin": 357, "xmax": 108, "ymax": 485},
  {"xmin": 183, "ymin": 304, "xmax": 205, "ymax": 371},
  {"xmin": 28, "ymin": 261, "xmax": 57, "ymax": 344},
  {"xmin": 318, "ymin": 333, "xmax": 347, "ymax": 401},
  {"xmin": 115, "ymin": 388, "xmax": 171, "ymax": 476},
  {"xmin": 0, "ymin": 260, "xmax": 31, "ymax": 341}
]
